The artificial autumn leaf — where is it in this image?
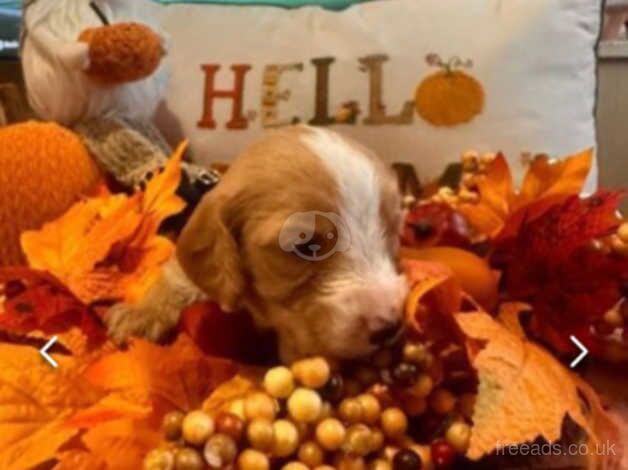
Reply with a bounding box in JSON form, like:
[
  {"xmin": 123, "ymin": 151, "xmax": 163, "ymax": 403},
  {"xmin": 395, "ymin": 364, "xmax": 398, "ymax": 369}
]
[
  {"xmin": 519, "ymin": 149, "xmax": 593, "ymax": 203},
  {"xmin": 402, "ymin": 259, "xmax": 472, "ymax": 387},
  {"xmin": 455, "ymin": 306, "xmax": 595, "ymax": 461},
  {"xmin": 0, "ymin": 343, "xmax": 104, "ymax": 470},
  {"xmin": 54, "ymin": 450, "xmax": 106, "ymax": 470},
  {"xmin": 202, "ymin": 374, "xmax": 257, "ymax": 414},
  {"xmin": 81, "ymin": 418, "xmax": 161, "ymax": 470},
  {"xmin": 179, "ymin": 302, "xmax": 278, "ymax": 365},
  {"xmin": 21, "ymin": 142, "xmax": 187, "ymax": 305},
  {"xmin": 0, "ymin": 268, "xmax": 106, "ymax": 346},
  {"xmin": 573, "ymin": 375, "xmax": 625, "ymax": 470},
  {"xmin": 457, "ymin": 149, "xmax": 592, "ymax": 237},
  {"xmin": 492, "ymin": 191, "xmax": 628, "ymax": 354},
  {"xmin": 402, "ymin": 258, "xmax": 462, "ymax": 334},
  {"xmin": 65, "ymin": 393, "xmax": 152, "ymax": 430},
  {"xmin": 84, "ymin": 334, "xmax": 238, "ymax": 423}
]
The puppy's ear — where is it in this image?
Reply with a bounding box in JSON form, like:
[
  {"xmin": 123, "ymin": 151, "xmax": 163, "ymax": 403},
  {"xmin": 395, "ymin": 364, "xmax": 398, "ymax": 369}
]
[{"xmin": 176, "ymin": 194, "xmax": 243, "ymax": 312}]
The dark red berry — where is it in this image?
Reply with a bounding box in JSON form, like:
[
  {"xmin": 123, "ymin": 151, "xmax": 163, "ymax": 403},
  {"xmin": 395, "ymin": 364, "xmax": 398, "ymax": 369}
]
[
  {"xmin": 393, "ymin": 362, "xmax": 418, "ymax": 387},
  {"xmin": 402, "ymin": 203, "xmax": 470, "ymax": 249},
  {"xmin": 320, "ymin": 373, "xmax": 344, "ymax": 403},
  {"xmin": 619, "ymin": 280, "xmax": 628, "ymax": 299},
  {"xmin": 413, "ymin": 220, "xmax": 435, "ymax": 239},
  {"xmin": 3, "ymin": 280, "xmax": 26, "ymax": 298},
  {"xmin": 408, "ymin": 414, "xmax": 445, "ymax": 442},
  {"xmin": 380, "ymin": 368, "xmax": 394, "ymax": 386},
  {"xmin": 393, "ymin": 448, "xmax": 422, "ymax": 470},
  {"xmin": 431, "ymin": 439, "xmax": 456, "ymax": 469}
]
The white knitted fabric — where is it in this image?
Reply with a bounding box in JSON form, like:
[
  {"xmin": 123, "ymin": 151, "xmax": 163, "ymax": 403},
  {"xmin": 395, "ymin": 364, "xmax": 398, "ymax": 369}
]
[{"xmin": 21, "ymin": 0, "xmax": 168, "ymax": 126}]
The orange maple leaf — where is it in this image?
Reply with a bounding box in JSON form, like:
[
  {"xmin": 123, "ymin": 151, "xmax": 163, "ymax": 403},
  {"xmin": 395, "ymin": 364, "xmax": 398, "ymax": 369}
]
[
  {"xmin": 0, "ymin": 343, "xmax": 104, "ymax": 470},
  {"xmin": 402, "ymin": 258, "xmax": 462, "ymax": 333},
  {"xmin": 21, "ymin": 143, "xmax": 187, "ymax": 305},
  {"xmin": 455, "ymin": 305, "xmax": 596, "ymax": 461},
  {"xmin": 84, "ymin": 334, "xmax": 238, "ymax": 423},
  {"xmin": 458, "ymin": 149, "xmax": 592, "ymax": 237},
  {"xmin": 80, "ymin": 418, "xmax": 161, "ymax": 470},
  {"xmin": 202, "ymin": 374, "xmax": 258, "ymax": 414},
  {"xmin": 53, "ymin": 451, "xmax": 106, "ymax": 470}
]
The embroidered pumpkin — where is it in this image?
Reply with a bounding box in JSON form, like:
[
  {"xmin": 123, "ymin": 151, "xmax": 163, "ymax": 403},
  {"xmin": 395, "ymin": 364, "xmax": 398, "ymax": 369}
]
[{"xmin": 415, "ymin": 54, "xmax": 484, "ymax": 127}]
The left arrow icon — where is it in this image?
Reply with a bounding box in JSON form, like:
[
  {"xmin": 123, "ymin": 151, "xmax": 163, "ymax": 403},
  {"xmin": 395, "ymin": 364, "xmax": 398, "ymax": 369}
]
[{"xmin": 40, "ymin": 336, "xmax": 59, "ymax": 369}]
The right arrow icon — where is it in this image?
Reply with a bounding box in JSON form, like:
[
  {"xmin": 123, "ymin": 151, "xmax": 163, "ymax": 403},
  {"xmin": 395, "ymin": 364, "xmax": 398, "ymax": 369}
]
[{"xmin": 569, "ymin": 335, "xmax": 589, "ymax": 369}]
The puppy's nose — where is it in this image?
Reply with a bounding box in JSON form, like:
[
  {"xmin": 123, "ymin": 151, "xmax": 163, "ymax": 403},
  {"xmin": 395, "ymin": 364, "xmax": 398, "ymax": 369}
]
[
  {"xmin": 309, "ymin": 244, "xmax": 321, "ymax": 252},
  {"xmin": 369, "ymin": 321, "xmax": 404, "ymax": 346}
]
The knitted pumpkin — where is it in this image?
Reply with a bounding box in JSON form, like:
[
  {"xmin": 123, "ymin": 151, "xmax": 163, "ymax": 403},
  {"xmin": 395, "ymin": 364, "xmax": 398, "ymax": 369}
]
[
  {"xmin": 79, "ymin": 22, "xmax": 165, "ymax": 86},
  {"xmin": 0, "ymin": 121, "xmax": 103, "ymax": 265}
]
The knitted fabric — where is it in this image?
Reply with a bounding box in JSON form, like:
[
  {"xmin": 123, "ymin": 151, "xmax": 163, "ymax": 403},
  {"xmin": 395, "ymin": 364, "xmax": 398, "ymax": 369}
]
[
  {"xmin": 74, "ymin": 116, "xmax": 220, "ymax": 192},
  {"xmin": 74, "ymin": 116, "xmax": 170, "ymax": 189},
  {"xmin": 0, "ymin": 121, "xmax": 102, "ymax": 265}
]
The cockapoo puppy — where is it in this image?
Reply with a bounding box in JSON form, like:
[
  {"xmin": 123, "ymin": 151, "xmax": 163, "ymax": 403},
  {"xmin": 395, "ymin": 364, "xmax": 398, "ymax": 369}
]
[{"xmin": 107, "ymin": 126, "xmax": 408, "ymax": 363}]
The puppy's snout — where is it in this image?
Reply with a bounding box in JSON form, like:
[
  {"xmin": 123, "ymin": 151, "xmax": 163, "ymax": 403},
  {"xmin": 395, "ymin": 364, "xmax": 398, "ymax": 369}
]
[{"xmin": 369, "ymin": 320, "xmax": 404, "ymax": 346}]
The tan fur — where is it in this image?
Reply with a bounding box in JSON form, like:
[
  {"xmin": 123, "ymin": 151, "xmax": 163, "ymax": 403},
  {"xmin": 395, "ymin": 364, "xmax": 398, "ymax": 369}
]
[
  {"xmin": 106, "ymin": 126, "xmax": 404, "ymax": 362},
  {"xmin": 178, "ymin": 127, "xmax": 339, "ymax": 313},
  {"xmin": 177, "ymin": 126, "xmax": 404, "ymax": 361}
]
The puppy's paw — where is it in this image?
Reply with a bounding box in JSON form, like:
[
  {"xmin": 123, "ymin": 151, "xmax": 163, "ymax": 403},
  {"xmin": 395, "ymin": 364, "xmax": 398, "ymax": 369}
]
[{"xmin": 105, "ymin": 303, "xmax": 175, "ymax": 345}]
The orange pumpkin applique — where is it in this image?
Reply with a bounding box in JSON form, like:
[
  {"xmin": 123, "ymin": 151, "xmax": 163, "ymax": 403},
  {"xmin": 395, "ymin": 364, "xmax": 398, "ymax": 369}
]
[{"xmin": 415, "ymin": 54, "xmax": 485, "ymax": 127}]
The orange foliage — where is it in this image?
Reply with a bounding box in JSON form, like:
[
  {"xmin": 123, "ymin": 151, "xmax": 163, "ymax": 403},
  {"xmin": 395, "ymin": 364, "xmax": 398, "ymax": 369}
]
[
  {"xmin": 0, "ymin": 343, "xmax": 103, "ymax": 470},
  {"xmin": 0, "ymin": 332, "xmax": 237, "ymax": 470},
  {"xmin": 401, "ymin": 246, "xmax": 498, "ymax": 311},
  {"xmin": 84, "ymin": 335, "xmax": 238, "ymax": 421},
  {"xmin": 21, "ymin": 142, "xmax": 187, "ymax": 305},
  {"xmin": 457, "ymin": 149, "xmax": 593, "ymax": 237},
  {"xmin": 455, "ymin": 305, "xmax": 595, "ymax": 461}
]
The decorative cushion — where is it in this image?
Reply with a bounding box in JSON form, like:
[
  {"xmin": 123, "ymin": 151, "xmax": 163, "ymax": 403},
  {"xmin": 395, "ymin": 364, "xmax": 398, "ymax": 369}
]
[
  {"xmin": 156, "ymin": 0, "xmax": 602, "ymax": 186},
  {"xmin": 154, "ymin": 0, "xmax": 369, "ymax": 10}
]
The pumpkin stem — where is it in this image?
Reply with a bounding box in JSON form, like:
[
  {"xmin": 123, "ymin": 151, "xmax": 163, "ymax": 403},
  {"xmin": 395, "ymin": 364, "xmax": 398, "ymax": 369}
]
[
  {"xmin": 425, "ymin": 54, "xmax": 474, "ymax": 74},
  {"xmin": 445, "ymin": 56, "xmax": 474, "ymax": 74}
]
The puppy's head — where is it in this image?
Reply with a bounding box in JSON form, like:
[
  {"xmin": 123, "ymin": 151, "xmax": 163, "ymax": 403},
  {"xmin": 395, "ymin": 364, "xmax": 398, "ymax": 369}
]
[{"xmin": 177, "ymin": 126, "xmax": 407, "ymax": 363}]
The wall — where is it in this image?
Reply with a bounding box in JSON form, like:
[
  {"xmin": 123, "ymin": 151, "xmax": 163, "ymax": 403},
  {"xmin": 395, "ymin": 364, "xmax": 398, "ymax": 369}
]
[{"xmin": 597, "ymin": 59, "xmax": 628, "ymax": 189}]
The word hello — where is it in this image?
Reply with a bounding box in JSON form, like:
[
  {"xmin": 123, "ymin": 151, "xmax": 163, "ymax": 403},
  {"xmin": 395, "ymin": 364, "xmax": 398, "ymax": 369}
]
[{"xmin": 197, "ymin": 54, "xmax": 415, "ymax": 130}]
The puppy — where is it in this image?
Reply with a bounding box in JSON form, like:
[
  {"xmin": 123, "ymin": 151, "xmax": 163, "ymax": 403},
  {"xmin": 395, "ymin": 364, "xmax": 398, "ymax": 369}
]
[{"xmin": 107, "ymin": 126, "xmax": 407, "ymax": 363}]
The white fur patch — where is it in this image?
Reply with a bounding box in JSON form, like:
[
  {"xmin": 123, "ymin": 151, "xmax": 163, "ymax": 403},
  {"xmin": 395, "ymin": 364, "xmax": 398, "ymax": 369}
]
[
  {"xmin": 298, "ymin": 127, "xmax": 407, "ymax": 359},
  {"xmin": 300, "ymin": 126, "xmax": 395, "ymax": 280}
]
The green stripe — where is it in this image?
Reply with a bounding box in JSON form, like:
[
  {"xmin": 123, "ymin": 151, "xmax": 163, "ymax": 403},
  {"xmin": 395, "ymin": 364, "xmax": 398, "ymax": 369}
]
[{"xmin": 153, "ymin": 0, "xmax": 369, "ymax": 10}]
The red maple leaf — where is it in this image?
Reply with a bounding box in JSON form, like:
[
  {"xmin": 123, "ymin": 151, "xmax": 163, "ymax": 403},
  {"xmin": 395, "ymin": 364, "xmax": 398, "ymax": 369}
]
[
  {"xmin": 0, "ymin": 267, "xmax": 106, "ymax": 346},
  {"xmin": 491, "ymin": 191, "xmax": 628, "ymax": 354},
  {"xmin": 178, "ymin": 302, "xmax": 278, "ymax": 365}
]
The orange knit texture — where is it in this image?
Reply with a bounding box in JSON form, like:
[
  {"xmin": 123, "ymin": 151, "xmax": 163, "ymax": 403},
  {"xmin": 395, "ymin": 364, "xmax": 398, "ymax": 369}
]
[
  {"xmin": 0, "ymin": 121, "xmax": 102, "ymax": 265},
  {"xmin": 79, "ymin": 22, "xmax": 163, "ymax": 85}
]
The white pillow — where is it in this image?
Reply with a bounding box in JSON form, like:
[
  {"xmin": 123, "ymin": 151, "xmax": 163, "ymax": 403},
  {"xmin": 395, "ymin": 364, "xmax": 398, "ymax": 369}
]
[{"xmin": 156, "ymin": 0, "xmax": 602, "ymax": 187}]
